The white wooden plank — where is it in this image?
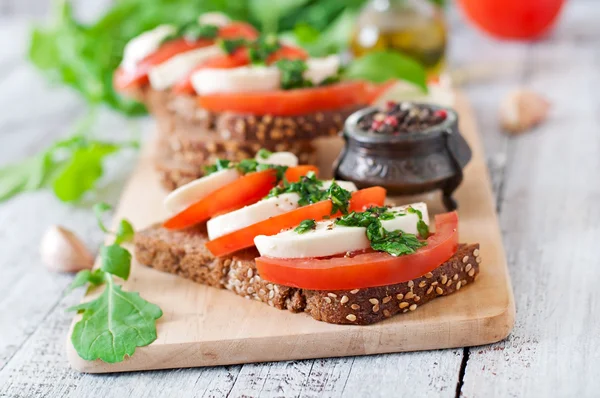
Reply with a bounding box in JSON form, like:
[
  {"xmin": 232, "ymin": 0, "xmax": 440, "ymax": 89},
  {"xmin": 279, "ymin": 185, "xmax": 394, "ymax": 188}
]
[{"xmin": 461, "ymin": 2, "xmax": 600, "ymax": 396}]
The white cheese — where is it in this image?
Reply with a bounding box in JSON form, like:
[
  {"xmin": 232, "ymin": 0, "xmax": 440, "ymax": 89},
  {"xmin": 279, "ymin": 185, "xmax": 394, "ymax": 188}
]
[
  {"xmin": 304, "ymin": 55, "xmax": 340, "ymax": 85},
  {"xmin": 198, "ymin": 12, "xmax": 231, "ymax": 27},
  {"xmin": 163, "ymin": 168, "xmax": 240, "ymax": 214},
  {"xmin": 121, "ymin": 25, "xmax": 176, "ymax": 72},
  {"xmin": 255, "ymin": 151, "xmax": 298, "ymax": 167},
  {"xmin": 148, "ymin": 45, "xmax": 224, "ymax": 90},
  {"xmin": 191, "ymin": 65, "xmax": 281, "ymax": 95},
  {"xmin": 190, "ymin": 55, "xmax": 341, "ymax": 94},
  {"xmin": 206, "ymin": 180, "xmax": 358, "ymax": 240},
  {"xmin": 254, "ymin": 203, "xmax": 429, "ymax": 259}
]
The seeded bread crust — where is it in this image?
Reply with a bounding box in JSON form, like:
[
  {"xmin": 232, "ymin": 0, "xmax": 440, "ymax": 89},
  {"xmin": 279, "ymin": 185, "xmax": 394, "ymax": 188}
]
[
  {"xmin": 142, "ymin": 88, "xmax": 360, "ymax": 142},
  {"xmin": 135, "ymin": 224, "xmax": 481, "ymax": 325}
]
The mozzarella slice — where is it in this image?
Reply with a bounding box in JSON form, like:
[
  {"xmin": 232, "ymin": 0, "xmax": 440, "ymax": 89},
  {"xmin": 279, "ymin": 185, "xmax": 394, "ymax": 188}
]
[
  {"xmin": 164, "ymin": 168, "xmax": 240, "ymax": 214},
  {"xmin": 191, "ymin": 65, "xmax": 280, "ymax": 95},
  {"xmin": 191, "ymin": 55, "xmax": 341, "ymax": 94},
  {"xmin": 121, "ymin": 25, "xmax": 176, "ymax": 72},
  {"xmin": 304, "ymin": 55, "xmax": 340, "ymax": 85},
  {"xmin": 198, "ymin": 12, "xmax": 231, "ymax": 27},
  {"xmin": 254, "ymin": 203, "xmax": 429, "ymax": 259},
  {"xmin": 149, "ymin": 45, "xmax": 225, "ymax": 90},
  {"xmin": 206, "ymin": 180, "xmax": 358, "ymax": 240},
  {"xmin": 255, "ymin": 151, "xmax": 298, "ymax": 167}
]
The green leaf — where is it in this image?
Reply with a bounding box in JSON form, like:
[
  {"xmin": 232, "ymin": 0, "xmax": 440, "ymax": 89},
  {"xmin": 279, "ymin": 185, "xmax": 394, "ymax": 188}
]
[
  {"xmin": 256, "ymin": 148, "xmax": 272, "ymax": 159},
  {"xmin": 344, "ymin": 51, "xmax": 428, "ymax": 92},
  {"xmin": 52, "ymin": 142, "xmax": 119, "ymax": 202},
  {"xmin": 249, "ymin": 0, "xmax": 311, "ymax": 33},
  {"xmin": 93, "ymin": 202, "xmax": 112, "ymax": 233},
  {"xmin": 100, "ymin": 244, "xmax": 132, "ymax": 280},
  {"xmin": 115, "ymin": 219, "xmax": 135, "ymax": 245},
  {"xmin": 69, "ymin": 279, "xmax": 162, "ymax": 363},
  {"xmin": 68, "ymin": 269, "xmax": 105, "ymax": 293},
  {"xmin": 294, "ymin": 219, "xmax": 316, "ymax": 234},
  {"xmin": 0, "ymin": 153, "xmax": 50, "ymax": 202}
]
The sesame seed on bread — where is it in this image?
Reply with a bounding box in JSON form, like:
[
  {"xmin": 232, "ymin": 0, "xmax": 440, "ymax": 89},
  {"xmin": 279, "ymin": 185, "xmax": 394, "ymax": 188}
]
[{"xmin": 134, "ymin": 224, "xmax": 480, "ymax": 325}]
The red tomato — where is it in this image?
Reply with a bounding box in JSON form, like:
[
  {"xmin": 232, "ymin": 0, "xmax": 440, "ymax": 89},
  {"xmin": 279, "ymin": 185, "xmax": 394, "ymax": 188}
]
[
  {"xmin": 458, "ymin": 0, "xmax": 565, "ymax": 39},
  {"xmin": 267, "ymin": 45, "xmax": 309, "ymax": 63},
  {"xmin": 172, "ymin": 48, "xmax": 250, "ymax": 94},
  {"xmin": 255, "ymin": 211, "xmax": 459, "ymax": 290},
  {"xmin": 114, "ymin": 38, "xmax": 213, "ymax": 90},
  {"xmin": 197, "ymin": 81, "xmax": 394, "ymax": 116},
  {"xmin": 163, "ymin": 165, "xmax": 319, "ymax": 230},
  {"xmin": 218, "ymin": 22, "xmax": 259, "ymax": 40},
  {"xmin": 205, "ymin": 187, "xmax": 387, "ymax": 257}
]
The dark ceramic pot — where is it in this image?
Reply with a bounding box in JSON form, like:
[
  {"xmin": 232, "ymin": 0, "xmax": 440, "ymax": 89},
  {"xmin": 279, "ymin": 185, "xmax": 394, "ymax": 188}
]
[{"xmin": 333, "ymin": 104, "xmax": 472, "ymax": 210}]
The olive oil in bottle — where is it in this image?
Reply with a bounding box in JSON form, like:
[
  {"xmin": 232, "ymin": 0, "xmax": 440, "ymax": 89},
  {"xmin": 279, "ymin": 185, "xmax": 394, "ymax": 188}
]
[{"xmin": 350, "ymin": 0, "xmax": 447, "ymax": 78}]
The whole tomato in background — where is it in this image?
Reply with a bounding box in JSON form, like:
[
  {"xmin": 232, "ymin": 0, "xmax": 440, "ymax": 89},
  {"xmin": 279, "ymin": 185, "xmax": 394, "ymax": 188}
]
[{"xmin": 457, "ymin": 0, "xmax": 566, "ymax": 39}]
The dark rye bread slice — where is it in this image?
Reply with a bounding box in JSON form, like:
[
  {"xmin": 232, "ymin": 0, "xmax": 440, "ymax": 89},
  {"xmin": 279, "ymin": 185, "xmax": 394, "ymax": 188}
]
[
  {"xmin": 135, "ymin": 224, "xmax": 481, "ymax": 325},
  {"xmin": 141, "ymin": 87, "xmax": 361, "ymax": 143},
  {"xmin": 154, "ymin": 138, "xmax": 318, "ymax": 190}
]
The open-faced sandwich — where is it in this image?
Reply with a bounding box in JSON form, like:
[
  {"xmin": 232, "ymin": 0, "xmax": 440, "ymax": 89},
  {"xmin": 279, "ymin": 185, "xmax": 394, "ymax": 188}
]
[
  {"xmin": 114, "ymin": 12, "xmax": 392, "ymax": 190},
  {"xmin": 135, "ymin": 150, "xmax": 481, "ymax": 325}
]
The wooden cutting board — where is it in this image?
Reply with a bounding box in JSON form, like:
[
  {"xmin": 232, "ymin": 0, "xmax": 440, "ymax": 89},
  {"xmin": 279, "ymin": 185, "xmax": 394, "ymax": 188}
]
[{"xmin": 67, "ymin": 93, "xmax": 515, "ymax": 373}]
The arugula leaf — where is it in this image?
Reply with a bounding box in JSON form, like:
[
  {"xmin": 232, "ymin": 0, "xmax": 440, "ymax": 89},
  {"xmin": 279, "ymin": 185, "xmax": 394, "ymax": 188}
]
[
  {"xmin": 0, "ymin": 154, "xmax": 50, "ymax": 202},
  {"xmin": 67, "ymin": 213, "xmax": 162, "ymax": 363},
  {"xmin": 68, "ymin": 269, "xmax": 105, "ymax": 293},
  {"xmin": 295, "ymin": 219, "xmax": 316, "ymax": 234},
  {"xmin": 93, "ymin": 202, "xmax": 112, "ymax": 233},
  {"xmin": 100, "ymin": 244, "xmax": 132, "ymax": 281},
  {"xmin": 115, "ymin": 219, "xmax": 135, "ymax": 244},
  {"xmin": 52, "ymin": 141, "xmax": 120, "ymax": 202},
  {"xmin": 344, "ymin": 51, "xmax": 428, "ymax": 92},
  {"xmin": 69, "ymin": 277, "xmax": 162, "ymax": 363}
]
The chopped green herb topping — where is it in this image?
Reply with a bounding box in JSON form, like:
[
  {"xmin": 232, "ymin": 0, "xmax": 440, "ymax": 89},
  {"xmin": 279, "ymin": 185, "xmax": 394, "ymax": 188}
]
[
  {"xmin": 276, "ymin": 59, "xmax": 312, "ymax": 90},
  {"xmin": 182, "ymin": 23, "xmax": 219, "ymax": 41},
  {"xmin": 295, "ymin": 219, "xmax": 316, "ymax": 234},
  {"xmin": 267, "ymin": 172, "xmax": 352, "ymax": 215},
  {"xmin": 406, "ymin": 206, "xmax": 430, "ymax": 239},
  {"xmin": 204, "ymin": 158, "xmax": 232, "ymax": 175},
  {"xmin": 336, "ymin": 207, "xmax": 427, "ymax": 257},
  {"xmin": 219, "ymin": 38, "xmax": 247, "ymax": 55},
  {"xmin": 248, "ymin": 34, "xmax": 280, "ymax": 64},
  {"xmin": 256, "ymin": 148, "xmax": 273, "ymax": 159},
  {"xmin": 204, "ymin": 157, "xmax": 287, "ymax": 181}
]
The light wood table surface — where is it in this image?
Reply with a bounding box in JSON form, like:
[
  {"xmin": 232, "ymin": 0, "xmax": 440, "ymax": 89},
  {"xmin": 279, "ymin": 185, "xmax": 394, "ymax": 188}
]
[{"xmin": 0, "ymin": 1, "xmax": 598, "ymax": 397}]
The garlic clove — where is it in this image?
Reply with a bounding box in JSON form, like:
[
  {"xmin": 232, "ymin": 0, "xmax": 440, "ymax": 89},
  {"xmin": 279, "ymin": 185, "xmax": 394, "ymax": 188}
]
[
  {"xmin": 40, "ymin": 225, "xmax": 95, "ymax": 273},
  {"xmin": 500, "ymin": 89, "xmax": 551, "ymax": 134}
]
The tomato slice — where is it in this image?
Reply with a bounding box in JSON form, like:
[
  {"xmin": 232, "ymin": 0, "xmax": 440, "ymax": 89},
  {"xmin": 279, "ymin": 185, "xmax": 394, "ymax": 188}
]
[
  {"xmin": 115, "ymin": 38, "xmax": 214, "ymax": 90},
  {"xmin": 163, "ymin": 165, "xmax": 318, "ymax": 230},
  {"xmin": 255, "ymin": 212, "xmax": 459, "ymax": 290},
  {"xmin": 172, "ymin": 48, "xmax": 250, "ymax": 94},
  {"xmin": 205, "ymin": 187, "xmax": 387, "ymax": 257},
  {"xmin": 267, "ymin": 45, "xmax": 309, "ymax": 63},
  {"xmin": 197, "ymin": 81, "xmax": 394, "ymax": 116},
  {"xmin": 218, "ymin": 22, "xmax": 259, "ymax": 40}
]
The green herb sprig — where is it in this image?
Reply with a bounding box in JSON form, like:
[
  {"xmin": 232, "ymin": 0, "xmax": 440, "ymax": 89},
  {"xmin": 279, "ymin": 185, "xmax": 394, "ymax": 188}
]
[
  {"xmin": 294, "ymin": 219, "xmax": 316, "ymax": 234},
  {"xmin": 276, "ymin": 59, "xmax": 312, "ymax": 90},
  {"xmin": 336, "ymin": 206, "xmax": 427, "ymax": 257},
  {"xmin": 0, "ymin": 113, "xmax": 138, "ymax": 203},
  {"xmin": 406, "ymin": 206, "xmax": 430, "ymax": 239},
  {"xmin": 203, "ymin": 155, "xmax": 288, "ymax": 182},
  {"xmin": 67, "ymin": 203, "xmax": 162, "ymax": 363},
  {"xmin": 267, "ymin": 171, "xmax": 352, "ymax": 215}
]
